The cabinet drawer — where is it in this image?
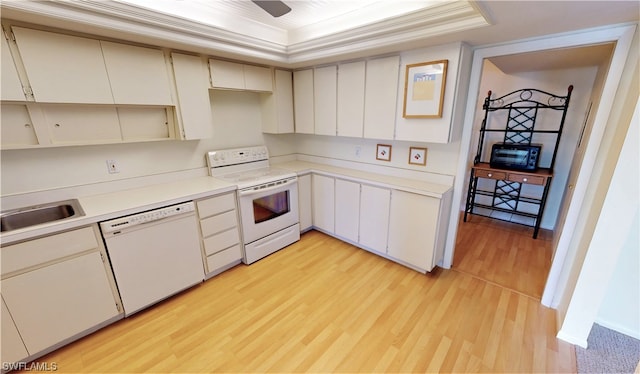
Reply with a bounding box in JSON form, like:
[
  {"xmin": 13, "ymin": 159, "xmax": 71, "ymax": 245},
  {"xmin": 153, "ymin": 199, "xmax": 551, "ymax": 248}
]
[
  {"xmin": 200, "ymin": 210, "xmax": 237, "ymax": 238},
  {"xmin": 475, "ymin": 169, "xmax": 506, "ymax": 180},
  {"xmin": 2, "ymin": 226, "xmax": 98, "ymax": 276},
  {"xmin": 197, "ymin": 193, "xmax": 236, "ymax": 219},
  {"xmin": 206, "ymin": 244, "xmax": 242, "ymax": 273},
  {"xmin": 203, "ymin": 227, "xmax": 240, "ymax": 256},
  {"xmin": 508, "ymin": 173, "xmax": 545, "ymax": 185}
]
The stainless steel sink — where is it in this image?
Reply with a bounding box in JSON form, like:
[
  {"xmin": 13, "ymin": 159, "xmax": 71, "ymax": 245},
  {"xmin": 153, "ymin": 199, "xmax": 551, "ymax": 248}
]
[{"xmin": 1, "ymin": 199, "xmax": 85, "ymax": 232}]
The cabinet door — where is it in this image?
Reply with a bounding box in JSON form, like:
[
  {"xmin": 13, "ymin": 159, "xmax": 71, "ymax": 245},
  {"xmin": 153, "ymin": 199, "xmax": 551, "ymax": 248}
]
[
  {"xmin": 1, "ymin": 104, "xmax": 38, "ymax": 148},
  {"xmin": 337, "ymin": 61, "xmax": 365, "ymax": 138},
  {"xmin": 101, "ymin": 41, "xmax": 173, "ymax": 105},
  {"xmin": 1, "ymin": 296, "xmax": 29, "ymax": 363},
  {"xmin": 1, "ymin": 35, "xmax": 25, "ymax": 101},
  {"xmin": 293, "ymin": 69, "xmax": 314, "ymax": 134},
  {"xmin": 335, "ymin": 179, "xmax": 360, "ymax": 242},
  {"xmin": 387, "ymin": 190, "xmax": 439, "ymax": 272},
  {"xmin": 313, "ymin": 65, "xmax": 337, "ymax": 136},
  {"xmin": 364, "ymin": 56, "xmax": 400, "ymax": 140},
  {"xmin": 261, "ymin": 69, "xmax": 294, "ymax": 134},
  {"xmin": 12, "ymin": 27, "xmax": 113, "ymax": 104},
  {"xmin": 42, "ymin": 105, "xmax": 121, "ymax": 145},
  {"xmin": 359, "ymin": 185, "xmax": 391, "ymax": 253},
  {"xmin": 298, "ymin": 174, "xmax": 313, "ymax": 231},
  {"xmin": 2, "ymin": 252, "xmax": 120, "ymax": 354},
  {"xmin": 118, "ymin": 107, "xmax": 171, "ymax": 141},
  {"xmin": 243, "ymin": 65, "xmax": 273, "ymax": 92},
  {"xmin": 171, "ymin": 53, "xmax": 213, "ymax": 140},
  {"xmin": 209, "ymin": 59, "xmax": 245, "ymax": 90},
  {"xmin": 312, "ymin": 174, "xmax": 335, "ymax": 234}
]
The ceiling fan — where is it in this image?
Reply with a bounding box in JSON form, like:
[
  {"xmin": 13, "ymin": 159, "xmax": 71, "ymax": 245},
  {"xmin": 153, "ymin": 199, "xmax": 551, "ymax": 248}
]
[{"xmin": 251, "ymin": 0, "xmax": 291, "ymax": 18}]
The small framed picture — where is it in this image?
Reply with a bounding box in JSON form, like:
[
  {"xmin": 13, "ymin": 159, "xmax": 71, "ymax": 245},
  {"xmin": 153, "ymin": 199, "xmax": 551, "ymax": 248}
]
[
  {"xmin": 376, "ymin": 144, "xmax": 392, "ymax": 161},
  {"xmin": 409, "ymin": 147, "xmax": 427, "ymax": 166}
]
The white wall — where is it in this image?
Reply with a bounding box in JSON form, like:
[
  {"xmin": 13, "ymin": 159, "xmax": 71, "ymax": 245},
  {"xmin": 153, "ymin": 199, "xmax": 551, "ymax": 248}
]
[
  {"xmin": 293, "ymin": 134, "xmax": 460, "ymax": 178},
  {"xmin": 596, "ymin": 209, "xmax": 640, "ymax": 339},
  {"xmin": 557, "ymin": 97, "xmax": 639, "ymax": 347},
  {"xmin": 468, "ymin": 60, "xmax": 598, "ymax": 229}
]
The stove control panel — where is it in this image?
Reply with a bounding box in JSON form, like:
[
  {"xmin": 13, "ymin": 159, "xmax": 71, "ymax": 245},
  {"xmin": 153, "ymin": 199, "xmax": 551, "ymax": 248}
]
[{"xmin": 207, "ymin": 146, "xmax": 269, "ymax": 168}]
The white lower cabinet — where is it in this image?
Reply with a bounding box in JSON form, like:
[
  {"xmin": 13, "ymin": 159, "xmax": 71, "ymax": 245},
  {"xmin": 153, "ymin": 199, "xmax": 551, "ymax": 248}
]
[
  {"xmin": 388, "ymin": 190, "xmax": 441, "ymax": 272},
  {"xmin": 0, "ymin": 226, "xmax": 122, "ymax": 360},
  {"xmin": 306, "ymin": 171, "xmax": 448, "ymax": 273},
  {"xmin": 335, "ymin": 179, "xmax": 391, "ymax": 254},
  {"xmin": 297, "ymin": 174, "xmax": 313, "ymax": 232},
  {"xmin": 196, "ymin": 192, "xmax": 242, "ymax": 278},
  {"xmin": 335, "ymin": 179, "xmax": 360, "ymax": 242},
  {"xmin": 1, "ymin": 296, "xmax": 28, "ymax": 364},
  {"xmin": 312, "ymin": 174, "xmax": 335, "ymax": 234},
  {"xmin": 359, "ymin": 184, "xmax": 391, "ymax": 253}
]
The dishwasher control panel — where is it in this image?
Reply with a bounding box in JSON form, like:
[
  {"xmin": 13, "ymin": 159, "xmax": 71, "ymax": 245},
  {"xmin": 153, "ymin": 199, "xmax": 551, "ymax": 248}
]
[{"xmin": 100, "ymin": 201, "xmax": 195, "ymax": 234}]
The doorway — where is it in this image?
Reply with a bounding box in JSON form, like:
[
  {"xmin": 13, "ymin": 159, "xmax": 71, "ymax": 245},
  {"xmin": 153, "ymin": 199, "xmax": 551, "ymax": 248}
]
[
  {"xmin": 442, "ymin": 24, "xmax": 636, "ymax": 307},
  {"xmin": 452, "ymin": 46, "xmax": 610, "ymax": 299}
]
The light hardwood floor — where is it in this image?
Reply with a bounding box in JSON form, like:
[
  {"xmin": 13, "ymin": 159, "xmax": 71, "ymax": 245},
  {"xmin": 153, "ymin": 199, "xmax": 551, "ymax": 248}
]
[
  {"xmin": 29, "ymin": 230, "xmax": 574, "ymax": 373},
  {"xmin": 454, "ymin": 214, "xmax": 554, "ymax": 299}
]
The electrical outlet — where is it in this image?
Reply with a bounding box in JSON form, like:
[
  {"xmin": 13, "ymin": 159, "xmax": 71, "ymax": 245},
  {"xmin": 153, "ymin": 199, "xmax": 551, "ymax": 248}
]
[
  {"xmin": 355, "ymin": 146, "xmax": 361, "ymax": 158},
  {"xmin": 106, "ymin": 159, "xmax": 120, "ymax": 174}
]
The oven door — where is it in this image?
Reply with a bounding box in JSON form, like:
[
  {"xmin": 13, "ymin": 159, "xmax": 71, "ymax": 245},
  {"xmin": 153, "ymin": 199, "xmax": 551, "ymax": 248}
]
[{"xmin": 238, "ymin": 177, "xmax": 299, "ymax": 244}]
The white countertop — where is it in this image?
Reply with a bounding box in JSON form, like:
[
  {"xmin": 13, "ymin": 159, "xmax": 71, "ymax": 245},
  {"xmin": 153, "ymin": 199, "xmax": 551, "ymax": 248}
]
[
  {"xmin": 276, "ymin": 161, "xmax": 453, "ymax": 198},
  {"xmin": 1, "ymin": 161, "xmax": 452, "ymax": 245},
  {"xmin": 1, "ymin": 176, "xmax": 236, "ymax": 245}
]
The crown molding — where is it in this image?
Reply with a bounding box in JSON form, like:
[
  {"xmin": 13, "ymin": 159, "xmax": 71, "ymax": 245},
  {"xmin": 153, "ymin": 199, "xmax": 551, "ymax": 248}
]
[{"xmin": 0, "ymin": 0, "xmax": 489, "ymax": 66}]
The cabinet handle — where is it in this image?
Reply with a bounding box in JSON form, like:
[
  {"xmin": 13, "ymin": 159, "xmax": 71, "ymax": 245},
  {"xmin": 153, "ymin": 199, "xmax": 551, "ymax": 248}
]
[
  {"xmin": 523, "ymin": 178, "xmax": 528, "ymax": 182},
  {"xmin": 55, "ymin": 123, "xmax": 61, "ymax": 127},
  {"xmin": 487, "ymin": 173, "xmax": 492, "ymax": 177},
  {"xmin": 24, "ymin": 123, "xmax": 30, "ymax": 128}
]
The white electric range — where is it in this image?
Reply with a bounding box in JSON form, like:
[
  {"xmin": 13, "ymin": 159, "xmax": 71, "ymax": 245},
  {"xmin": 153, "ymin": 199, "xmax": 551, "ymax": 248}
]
[{"xmin": 207, "ymin": 146, "xmax": 300, "ymax": 264}]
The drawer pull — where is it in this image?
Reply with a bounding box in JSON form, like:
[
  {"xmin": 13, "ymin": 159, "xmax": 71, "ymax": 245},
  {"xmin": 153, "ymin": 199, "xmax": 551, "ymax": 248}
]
[
  {"xmin": 523, "ymin": 178, "xmax": 528, "ymax": 182},
  {"xmin": 487, "ymin": 173, "xmax": 492, "ymax": 177}
]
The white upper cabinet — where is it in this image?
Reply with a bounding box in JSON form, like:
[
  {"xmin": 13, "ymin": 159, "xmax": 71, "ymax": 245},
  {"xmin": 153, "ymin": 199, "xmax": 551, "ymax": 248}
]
[
  {"xmin": 12, "ymin": 27, "xmax": 114, "ymax": 104},
  {"xmin": 243, "ymin": 64, "xmax": 273, "ymax": 91},
  {"xmin": 364, "ymin": 56, "xmax": 400, "ymax": 140},
  {"xmin": 0, "ymin": 104, "xmax": 38, "ymax": 148},
  {"xmin": 293, "ymin": 69, "xmax": 315, "ymax": 134},
  {"xmin": 1, "ymin": 35, "xmax": 25, "ymax": 101},
  {"xmin": 261, "ymin": 69, "xmax": 294, "ymax": 134},
  {"xmin": 337, "ymin": 61, "xmax": 365, "ymax": 138},
  {"xmin": 100, "ymin": 41, "xmax": 173, "ymax": 105},
  {"xmin": 171, "ymin": 53, "xmax": 213, "ymax": 140},
  {"xmin": 209, "ymin": 59, "xmax": 272, "ymax": 92},
  {"xmin": 209, "ymin": 59, "xmax": 244, "ymax": 90},
  {"xmin": 313, "ymin": 65, "xmax": 337, "ymax": 136}
]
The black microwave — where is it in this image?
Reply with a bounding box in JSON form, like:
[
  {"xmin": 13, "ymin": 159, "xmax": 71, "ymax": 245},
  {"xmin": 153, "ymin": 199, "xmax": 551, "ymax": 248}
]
[{"xmin": 489, "ymin": 143, "xmax": 542, "ymax": 171}]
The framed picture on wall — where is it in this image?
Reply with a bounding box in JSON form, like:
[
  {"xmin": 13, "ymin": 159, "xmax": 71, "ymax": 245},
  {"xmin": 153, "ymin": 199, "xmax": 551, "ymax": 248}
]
[
  {"xmin": 403, "ymin": 60, "xmax": 448, "ymax": 118},
  {"xmin": 408, "ymin": 147, "xmax": 427, "ymax": 166},
  {"xmin": 376, "ymin": 144, "xmax": 392, "ymax": 161}
]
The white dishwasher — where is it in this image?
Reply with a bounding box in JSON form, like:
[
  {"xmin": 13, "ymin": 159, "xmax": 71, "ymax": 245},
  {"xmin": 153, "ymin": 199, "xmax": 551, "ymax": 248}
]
[{"xmin": 100, "ymin": 201, "xmax": 204, "ymax": 316}]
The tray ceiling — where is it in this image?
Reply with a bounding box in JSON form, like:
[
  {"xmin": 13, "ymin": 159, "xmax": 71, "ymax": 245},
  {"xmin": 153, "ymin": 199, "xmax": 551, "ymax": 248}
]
[{"xmin": 1, "ymin": 1, "xmax": 638, "ymax": 67}]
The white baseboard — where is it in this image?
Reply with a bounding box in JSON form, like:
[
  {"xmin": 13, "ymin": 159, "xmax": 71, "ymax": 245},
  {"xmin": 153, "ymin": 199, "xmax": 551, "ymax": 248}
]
[
  {"xmin": 595, "ymin": 318, "xmax": 640, "ymax": 340},
  {"xmin": 557, "ymin": 330, "xmax": 588, "ymax": 348}
]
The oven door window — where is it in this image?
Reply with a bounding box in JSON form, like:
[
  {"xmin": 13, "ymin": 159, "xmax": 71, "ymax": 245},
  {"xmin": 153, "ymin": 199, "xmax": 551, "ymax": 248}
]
[{"xmin": 253, "ymin": 191, "xmax": 290, "ymax": 223}]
